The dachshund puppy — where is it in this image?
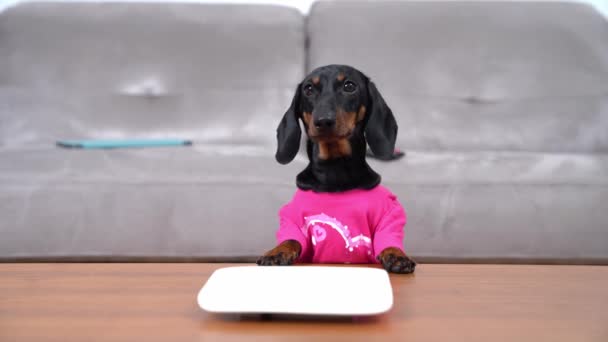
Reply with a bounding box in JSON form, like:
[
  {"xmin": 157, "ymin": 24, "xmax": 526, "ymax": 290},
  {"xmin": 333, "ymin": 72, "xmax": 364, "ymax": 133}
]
[{"xmin": 257, "ymin": 65, "xmax": 415, "ymax": 274}]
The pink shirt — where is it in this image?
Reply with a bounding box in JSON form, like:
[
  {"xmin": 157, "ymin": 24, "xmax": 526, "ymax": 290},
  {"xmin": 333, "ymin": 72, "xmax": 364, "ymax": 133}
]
[{"xmin": 277, "ymin": 185, "xmax": 406, "ymax": 264}]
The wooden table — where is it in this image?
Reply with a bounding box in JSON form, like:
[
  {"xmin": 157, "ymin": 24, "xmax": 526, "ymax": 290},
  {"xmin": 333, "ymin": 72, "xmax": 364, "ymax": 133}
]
[{"xmin": 1, "ymin": 263, "xmax": 607, "ymax": 341}]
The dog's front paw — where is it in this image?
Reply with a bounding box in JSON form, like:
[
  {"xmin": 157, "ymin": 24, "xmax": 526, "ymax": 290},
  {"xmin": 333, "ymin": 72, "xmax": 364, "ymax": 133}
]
[
  {"xmin": 256, "ymin": 252, "xmax": 297, "ymax": 266},
  {"xmin": 256, "ymin": 240, "xmax": 301, "ymax": 266},
  {"xmin": 378, "ymin": 247, "xmax": 416, "ymax": 274}
]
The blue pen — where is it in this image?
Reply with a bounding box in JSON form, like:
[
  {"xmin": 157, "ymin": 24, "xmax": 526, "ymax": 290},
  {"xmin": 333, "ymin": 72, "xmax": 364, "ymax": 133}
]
[{"xmin": 56, "ymin": 139, "xmax": 192, "ymax": 149}]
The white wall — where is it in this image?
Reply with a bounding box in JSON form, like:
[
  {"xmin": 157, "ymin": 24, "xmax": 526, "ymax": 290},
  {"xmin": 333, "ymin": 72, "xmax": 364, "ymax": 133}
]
[
  {"xmin": 585, "ymin": 0, "xmax": 608, "ymax": 16},
  {"xmin": 1, "ymin": 0, "xmax": 608, "ymax": 17}
]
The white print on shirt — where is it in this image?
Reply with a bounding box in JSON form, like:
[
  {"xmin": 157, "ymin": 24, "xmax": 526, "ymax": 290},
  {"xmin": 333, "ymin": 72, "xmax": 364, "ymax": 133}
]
[{"xmin": 303, "ymin": 213, "xmax": 372, "ymax": 254}]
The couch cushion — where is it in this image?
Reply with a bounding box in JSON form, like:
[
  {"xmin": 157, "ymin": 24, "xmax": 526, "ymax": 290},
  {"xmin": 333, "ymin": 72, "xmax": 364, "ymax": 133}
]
[
  {"xmin": 0, "ymin": 2, "xmax": 306, "ymax": 260},
  {"xmin": 0, "ymin": 2, "xmax": 304, "ymax": 147},
  {"xmin": 0, "ymin": 146, "xmax": 305, "ymax": 259},
  {"xmin": 0, "ymin": 146, "xmax": 304, "ymax": 186},
  {"xmin": 1, "ymin": 147, "xmax": 606, "ymax": 262},
  {"xmin": 372, "ymin": 153, "xmax": 608, "ymax": 262},
  {"xmin": 308, "ymin": 1, "xmax": 608, "ymax": 153},
  {"xmin": 375, "ymin": 152, "xmax": 608, "ymax": 186}
]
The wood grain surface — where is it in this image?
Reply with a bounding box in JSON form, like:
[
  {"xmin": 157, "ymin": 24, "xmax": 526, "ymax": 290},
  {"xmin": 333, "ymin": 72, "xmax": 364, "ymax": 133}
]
[{"xmin": 1, "ymin": 263, "xmax": 607, "ymax": 342}]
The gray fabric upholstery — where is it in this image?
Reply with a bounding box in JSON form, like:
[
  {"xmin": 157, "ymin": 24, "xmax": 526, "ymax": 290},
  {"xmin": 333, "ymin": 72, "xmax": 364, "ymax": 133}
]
[
  {"xmin": 308, "ymin": 1, "xmax": 608, "ymax": 153},
  {"xmin": 2, "ymin": 146, "xmax": 606, "ymax": 261},
  {"xmin": 1, "ymin": 1, "xmax": 607, "ymax": 263},
  {"xmin": 372, "ymin": 153, "xmax": 608, "ymax": 261},
  {"xmin": 0, "ymin": 2, "xmax": 303, "ymax": 147},
  {"xmin": 0, "ymin": 147, "xmax": 305, "ymax": 259},
  {"xmin": 308, "ymin": 1, "xmax": 608, "ymax": 262},
  {"xmin": 0, "ymin": 2, "xmax": 305, "ymax": 259}
]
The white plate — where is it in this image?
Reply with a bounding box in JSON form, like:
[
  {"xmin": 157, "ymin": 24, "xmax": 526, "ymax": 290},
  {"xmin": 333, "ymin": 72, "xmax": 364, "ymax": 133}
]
[{"xmin": 197, "ymin": 266, "xmax": 393, "ymax": 316}]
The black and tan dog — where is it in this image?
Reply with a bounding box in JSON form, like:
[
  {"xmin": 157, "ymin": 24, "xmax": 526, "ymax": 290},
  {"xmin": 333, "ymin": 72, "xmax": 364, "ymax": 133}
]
[{"xmin": 257, "ymin": 65, "xmax": 415, "ymax": 274}]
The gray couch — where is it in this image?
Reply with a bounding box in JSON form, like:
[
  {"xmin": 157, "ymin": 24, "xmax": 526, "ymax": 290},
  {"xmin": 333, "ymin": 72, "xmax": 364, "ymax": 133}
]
[{"xmin": 1, "ymin": 1, "xmax": 607, "ymax": 263}]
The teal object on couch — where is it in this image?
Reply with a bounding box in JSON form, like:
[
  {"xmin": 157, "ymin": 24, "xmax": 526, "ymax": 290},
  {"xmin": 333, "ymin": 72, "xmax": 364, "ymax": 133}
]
[{"xmin": 57, "ymin": 139, "xmax": 192, "ymax": 149}]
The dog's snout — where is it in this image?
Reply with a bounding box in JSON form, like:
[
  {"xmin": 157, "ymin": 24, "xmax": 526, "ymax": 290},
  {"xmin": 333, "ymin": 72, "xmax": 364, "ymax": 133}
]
[{"xmin": 314, "ymin": 117, "xmax": 336, "ymax": 130}]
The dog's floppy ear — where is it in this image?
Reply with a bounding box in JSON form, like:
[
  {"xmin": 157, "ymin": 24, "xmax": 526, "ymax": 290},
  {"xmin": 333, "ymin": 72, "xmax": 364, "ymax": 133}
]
[
  {"xmin": 365, "ymin": 81, "xmax": 398, "ymax": 160},
  {"xmin": 275, "ymin": 84, "xmax": 302, "ymax": 164}
]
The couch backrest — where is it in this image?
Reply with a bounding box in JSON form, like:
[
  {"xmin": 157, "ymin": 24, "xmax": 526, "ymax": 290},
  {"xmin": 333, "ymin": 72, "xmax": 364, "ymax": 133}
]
[
  {"xmin": 308, "ymin": 1, "xmax": 608, "ymax": 153},
  {"xmin": 0, "ymin": 3, "xmax": 304, "ymax": 147}
]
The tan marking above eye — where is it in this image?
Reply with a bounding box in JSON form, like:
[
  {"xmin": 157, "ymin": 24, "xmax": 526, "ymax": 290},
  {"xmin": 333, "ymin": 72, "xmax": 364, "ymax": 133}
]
[
  {"xmin": 312, "ymin": 76, "xmax": 320, "ymax": 85},
  {"xmin": 336, "ymin": 73, "xmax": 345, "ymax": 82}
]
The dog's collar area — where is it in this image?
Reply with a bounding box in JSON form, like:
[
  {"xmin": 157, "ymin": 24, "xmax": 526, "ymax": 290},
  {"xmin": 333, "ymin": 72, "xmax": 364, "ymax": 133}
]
[{"xmin": 295, "ymin": 159, "xmax": 381, "ymax": 193}]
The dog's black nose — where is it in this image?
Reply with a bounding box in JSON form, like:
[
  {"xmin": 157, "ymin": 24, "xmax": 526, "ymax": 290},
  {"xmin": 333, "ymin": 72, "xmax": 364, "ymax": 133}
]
[{"xmin": 314, "ymin": 118, "xmax": 336, "ymax": 130}]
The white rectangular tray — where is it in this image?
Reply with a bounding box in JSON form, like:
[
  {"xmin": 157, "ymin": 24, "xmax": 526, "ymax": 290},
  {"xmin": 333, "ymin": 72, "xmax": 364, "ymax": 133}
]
[{"xmin": 197, "ymin": 266, "xmax": 393, "ymax": 316}]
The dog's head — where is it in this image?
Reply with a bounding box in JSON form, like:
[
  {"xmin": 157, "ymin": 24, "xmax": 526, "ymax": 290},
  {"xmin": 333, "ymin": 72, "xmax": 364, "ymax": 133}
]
[{"xmin": 275, "ymin": 65, "xmax": 397, "ymax": 164}]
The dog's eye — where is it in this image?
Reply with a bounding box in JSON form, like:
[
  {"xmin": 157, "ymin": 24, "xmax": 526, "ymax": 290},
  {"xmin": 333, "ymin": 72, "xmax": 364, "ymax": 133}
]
[
  {"xmin": 303, "ymin": 84, "xmax": 314, "ymax": 96},
  {"xmin": 343, "ymin": 81, "xmax": 357, "ymax": 93}
]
